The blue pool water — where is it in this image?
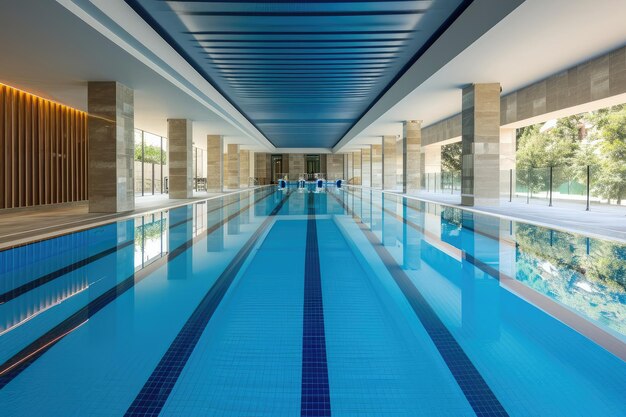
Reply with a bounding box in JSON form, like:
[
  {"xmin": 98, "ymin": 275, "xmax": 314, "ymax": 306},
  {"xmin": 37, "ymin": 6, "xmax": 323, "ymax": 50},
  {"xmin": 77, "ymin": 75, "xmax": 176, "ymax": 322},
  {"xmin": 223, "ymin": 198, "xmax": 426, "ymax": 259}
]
[{"xmin": 0, "ymin": 185, "xmax": 625, "ymax": 416}]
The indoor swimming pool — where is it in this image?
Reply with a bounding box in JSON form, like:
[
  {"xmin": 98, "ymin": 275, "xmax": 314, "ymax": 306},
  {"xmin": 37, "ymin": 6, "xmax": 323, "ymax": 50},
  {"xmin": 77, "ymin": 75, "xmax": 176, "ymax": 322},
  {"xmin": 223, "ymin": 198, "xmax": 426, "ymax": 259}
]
[{"xmin": 0, "ymin": 185, "xmax": 625, "ymax": 417}]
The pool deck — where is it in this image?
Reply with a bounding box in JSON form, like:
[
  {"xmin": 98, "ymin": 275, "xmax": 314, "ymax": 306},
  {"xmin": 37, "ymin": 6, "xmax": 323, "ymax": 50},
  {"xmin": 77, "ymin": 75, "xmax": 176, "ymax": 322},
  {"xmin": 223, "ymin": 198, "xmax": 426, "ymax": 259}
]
[
  {"xmin": 0, "ymin": 189, "xmax": 257, "ymax": 250},
  {"xmin": 353, "ymin": 187, "xmax": 626, "ymax": 243},
  {"xmin": 408, "ymin": 190, "xmax": 626, "ymax": 243},
  {"xmin": 1, "ymin": 185, "xmax": 625, "ymax": 250}
]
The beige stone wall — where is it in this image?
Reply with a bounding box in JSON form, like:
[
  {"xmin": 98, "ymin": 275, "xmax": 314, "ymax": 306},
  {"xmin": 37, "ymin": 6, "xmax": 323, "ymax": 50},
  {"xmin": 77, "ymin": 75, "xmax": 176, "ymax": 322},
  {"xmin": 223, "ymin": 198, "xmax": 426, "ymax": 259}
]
[
  {"xmin": 382, "ymin": 135, "xmax": 396, "ymax": 190},
  {"xmin": 403, "ymin": 121, "xmax": 422, "ymax": 194},
  {"xmin": 501, "ymin": 46, "xmax": 626, "ymax": 126},
  {"xmin": 346, "ymin": 153, "xmax": 353, "ymax": 182},
  {"xmin": 240, "ymin": 150, "xmax": 250, "ymax": 188},
  {"xmin": 423, "ymin": 46, "xmax": 626, "ymax": 146},
  {"xmin": 254, "ymin": 152, "xmax": 270, "ymax": 184},
  {"xmin": 396, "ymin": 137, "xmax": 403, "ymax": 189},
  {"xmin": 168, "ymin": 119, "xmax": 193, "ymax": 199},
  {"xmin": 206, "ymin": 135, "xmax": 223, "ymax": 192},
  {"xmin": 371, "ymin": 144, "xmax": 383, "ymax": 189},
  {"xmin": 327, "ymin": 154, "xmax": 344, "ymax": 180},
  {"xmin": 87, "ymin": 81, "xmax": 134, "ymax": 213},
  {"xmin": 288, "ymin": 153, "xmax": 305, "ymax": 179},
  {"xmin": 352, "ymin": 150, "xmax": 362, "ymax": 185},
  {"xmin": 423, "ymin": 115, "xmax": 461, "ymax": 147},
  {"xmin": 226, "ymin": 144, "xmax": 239, "ymax": 189},
  {"xmin": 361, "ymin": 146, "xmax": 371, "ymax": 187}
]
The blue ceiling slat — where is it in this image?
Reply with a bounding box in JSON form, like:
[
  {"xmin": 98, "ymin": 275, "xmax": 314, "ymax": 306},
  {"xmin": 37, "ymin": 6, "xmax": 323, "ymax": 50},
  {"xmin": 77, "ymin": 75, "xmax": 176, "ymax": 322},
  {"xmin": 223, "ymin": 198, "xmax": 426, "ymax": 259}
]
[{"xmin": 126, "ymin": 0, "xmax": 470, "ymax": 148}]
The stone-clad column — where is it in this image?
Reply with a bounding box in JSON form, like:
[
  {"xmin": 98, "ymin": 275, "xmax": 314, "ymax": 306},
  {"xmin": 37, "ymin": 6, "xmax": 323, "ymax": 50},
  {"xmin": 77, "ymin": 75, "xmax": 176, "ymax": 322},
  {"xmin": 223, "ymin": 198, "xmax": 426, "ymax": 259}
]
[
  {"xmin": 226, "ymin": 144, "xmax": 240, "ymax": 189},
  {"xmin": 371, "ymin": 144, "xmax": 383, "ymax": 189},
  {"xmin": 461, "ymin": 83, "xmax": 501, "ymax": 206},
  {"xmin": 352, "ymin": 150, "xmax": 362, "ymax": 185},
  {"xmin": 382, "ymin": 135, "xmax": 396, "ymax": 190},
  {"xmin": 240, "ymin": 149, "xmax": 250, "ymax": 188},
  {"xmin": 206, "ymin": 135, "xmax": 223, "ymax": 192},
  {"xmin": 346, "ymin": 153, "xmax": 353, "ymax": 182},
  {"xmin": 403, "ymin": 120, "xmax": 422, "ymax": 194},
  {"xmin": 87, "ymin": 81, "xmax": 134, "ymax": 213},
  {"xmin": 167, "ymin": 119, "xmax": 193, "ymax": 199},
  {"xmin": 361, "ymin": 146, "xmax": 371, "ymax": 187}
]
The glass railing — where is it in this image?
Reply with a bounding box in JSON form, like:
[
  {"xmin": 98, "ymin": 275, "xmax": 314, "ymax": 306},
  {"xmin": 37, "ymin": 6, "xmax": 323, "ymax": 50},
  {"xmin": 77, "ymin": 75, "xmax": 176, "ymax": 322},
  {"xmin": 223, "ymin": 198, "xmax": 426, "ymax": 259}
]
[
  {"xmin": 502, "ymin": 165, "xmax": 625, "ymax": 210},
  {"xmin": 421, "ymin": 171, "xmax": 461, "ymax": 195}
]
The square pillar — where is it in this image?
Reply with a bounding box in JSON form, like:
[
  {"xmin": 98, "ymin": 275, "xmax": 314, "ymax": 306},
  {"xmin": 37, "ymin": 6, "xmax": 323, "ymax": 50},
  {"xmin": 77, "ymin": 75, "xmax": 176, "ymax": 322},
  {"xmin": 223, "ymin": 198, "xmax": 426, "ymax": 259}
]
[
  {"xmin": 87, "ymin": 81, "xmax": 134, "ymax": 213},
  {"xmin": 167, "ymin": 119, "xmax": 193, "ymax": 199},
  {"xmin": 396, "ymin": 135, "xmax": 403, "ymax": 191},
  {"xmin": 461, "ymin": 83, "xmax": 501, "ymax": 206},
  {"xmin": 371, "ymin": 144, "xmax": 383, "ymax": 189},
  {"xmin": 353, "ymin": 150, "xmax": 362, "ymax": 185},
  {"xmin": 403, "ymin": 120, "xmax": 422, "ymax": 194},
  {"xmin": 346, "ymin": 153, "xmax": 353, "ymax": 182},
  {"xmin": 382, "ymin": 135, "xmax": 396, "ymax": 190},
  {"xmin": 206, "ymin": 135, "xmax": 223, "ymax": 192},
  {"xmin": 254, "ymin": 152, "xmax": 270, "ymax": 184},
  {"xmin": 361, "ymin": 146, "xmax": 371, "ymax": 187},
  {"xmin": 327, "ymin": 154, "xmax": 343, "ymax": 180},
  {"xmin": 226, "ymin": 144, "xmax": 240, "ymax": 189},
  {"xmin": 240, "ymin": 149, "xmax": 250, "ymax": 188}
]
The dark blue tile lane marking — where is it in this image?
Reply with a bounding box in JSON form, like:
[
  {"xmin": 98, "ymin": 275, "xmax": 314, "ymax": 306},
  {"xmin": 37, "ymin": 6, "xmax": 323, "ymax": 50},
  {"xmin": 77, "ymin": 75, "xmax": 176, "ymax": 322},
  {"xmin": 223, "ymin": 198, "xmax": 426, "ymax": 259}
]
[
  {"xmin": 301, "ymin": 192, "xmax": 331, "ymax": 417},
  {"xmin": 0, "ymin": 193, "xmax": 250, "ymax": 305},
  {"xmin": 124, "ymin": 191, "xmax": 292, "ymax": 417},
  {"xmin": 0, "ymin": 189, "xmax": 275, "ymax": 390},
  {"xmin": 330, "ymin": 192, "xmax": 508, "ymax": 417}
]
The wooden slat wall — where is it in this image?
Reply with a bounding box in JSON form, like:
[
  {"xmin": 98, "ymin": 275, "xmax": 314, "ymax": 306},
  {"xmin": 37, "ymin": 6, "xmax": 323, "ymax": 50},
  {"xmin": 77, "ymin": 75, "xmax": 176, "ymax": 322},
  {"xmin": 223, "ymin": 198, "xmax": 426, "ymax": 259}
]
[{"xmin": 0, "ymin": 84, "xmax": 88, "ymax": 209}]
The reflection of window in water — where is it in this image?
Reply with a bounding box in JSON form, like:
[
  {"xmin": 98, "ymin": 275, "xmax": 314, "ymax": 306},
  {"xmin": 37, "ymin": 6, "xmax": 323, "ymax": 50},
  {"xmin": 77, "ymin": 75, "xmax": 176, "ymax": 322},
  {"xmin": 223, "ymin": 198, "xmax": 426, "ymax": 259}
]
[
  {"xmin": 514, "ymin": 223, "xmax": 626, "ymax": 338},
  {"xmin": 134, "ymin": 212, "xmax": 168, "ymax": 270},
  {"xmin": 194, "ymin": 203, "xmax": 206, "ymax": 236}
]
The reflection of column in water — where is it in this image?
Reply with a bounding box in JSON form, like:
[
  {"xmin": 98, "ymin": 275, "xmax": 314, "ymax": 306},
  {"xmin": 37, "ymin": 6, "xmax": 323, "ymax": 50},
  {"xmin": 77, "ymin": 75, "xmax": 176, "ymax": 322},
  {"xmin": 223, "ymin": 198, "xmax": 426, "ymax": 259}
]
[
  {"xmin": 239, "ymin": 193, "xmax": 250, "ymax": 225},
  {"xmin": 317, "ymin": 192, "xmax": 328, "ymax": 215},
  {"xmin": 402, "ymin": 198, "xmax": 422, "ymax": 270},
  {"xmin": 460, "ymin": 211, "xmax": 501, "ymax": 340},
  {"xmin": 352, "ymin": 188, "xmax": 361, "ymax": 219},
  {"xmin": 228, "ymin": 196, "xmax": 241, "ymax": 235},
  {"xmin": 382, "ymin": 193, "xmax": 396, "ymax": 247},
  {"xmin": 360, "ymin": 189, "xmax": 371, "ymax": 225},
  {"xmin": 84, "ymin": 220, "xmax": 135, "ymax": 337},
  {"xmin": 206, "ymin": 203, "xmax": 224, "ymax": 252},
  {"xmin": 168, "ymin": 205, "xmax": 193, "ymax": 280},
  {"xmin": 371, "ymin": 191, "xmax": 382, "ymax": 231}
]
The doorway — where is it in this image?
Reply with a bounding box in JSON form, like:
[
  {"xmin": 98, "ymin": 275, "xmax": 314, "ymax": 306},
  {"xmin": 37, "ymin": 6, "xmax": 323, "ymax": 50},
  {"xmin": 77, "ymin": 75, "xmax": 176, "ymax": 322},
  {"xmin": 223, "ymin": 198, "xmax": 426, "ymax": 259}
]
[
  {"xmin": 271, "ymin": 154, "xmax": 283, "ymax": 183},
  {"xmin": 305, "ymin": 154, "xmax": 320, "ymax": 175}
]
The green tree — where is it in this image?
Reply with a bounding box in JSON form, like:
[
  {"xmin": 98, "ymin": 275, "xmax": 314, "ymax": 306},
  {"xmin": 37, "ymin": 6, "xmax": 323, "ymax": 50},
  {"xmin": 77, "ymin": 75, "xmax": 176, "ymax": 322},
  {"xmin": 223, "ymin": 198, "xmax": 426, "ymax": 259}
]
[
  {"xmin": 135, "ymin": 144, "xmax": 167, "ymax": 165},
  {"xmin": 516, "ymin": 118, "xmax": 580, "ymax": 193},
  {"xmin": 587, "ymin": 105, "xmax": 626, "ymax": 203},
  {"xmin": 441, "ymin": 142, "xmax": 462, "ymax": 172}
]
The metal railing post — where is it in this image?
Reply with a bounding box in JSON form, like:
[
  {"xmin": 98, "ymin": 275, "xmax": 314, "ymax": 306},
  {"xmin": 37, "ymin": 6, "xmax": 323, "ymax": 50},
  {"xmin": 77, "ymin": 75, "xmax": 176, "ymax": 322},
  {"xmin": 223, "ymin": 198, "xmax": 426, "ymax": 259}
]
[
  {"xmin": 526, "ymin": 170, "xmax": 530, "ymax": 204},
  {"xmin": 586, "ymin": 165, "xmax": 590, "ymax": 211},
  {"xmin": 509, "ymin": 169, "xmax": 512, "ymax": 202},
  {"xmin": 548, "ymin": 166, "xmax": 553, "ymax": 207}
]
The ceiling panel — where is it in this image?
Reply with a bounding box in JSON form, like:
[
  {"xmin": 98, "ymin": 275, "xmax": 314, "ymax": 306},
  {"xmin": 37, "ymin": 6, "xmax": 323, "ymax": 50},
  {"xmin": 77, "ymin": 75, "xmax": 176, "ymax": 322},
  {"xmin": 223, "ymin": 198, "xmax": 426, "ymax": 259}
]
[{"xmin": 126, "ymin": 0, "xmax": 469, "ymax": 148}]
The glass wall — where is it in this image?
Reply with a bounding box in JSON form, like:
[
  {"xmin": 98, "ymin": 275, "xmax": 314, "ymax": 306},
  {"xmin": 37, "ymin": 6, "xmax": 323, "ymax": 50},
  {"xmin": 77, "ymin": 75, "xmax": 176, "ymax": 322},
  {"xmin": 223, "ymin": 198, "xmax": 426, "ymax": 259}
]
[
  {"xmin": 134, "ymin": 129, "xmax": 168, "ymax": 196},
  {"xmin": 193, "ymin": 146, "xmax": 207, "ymax": 192}
]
